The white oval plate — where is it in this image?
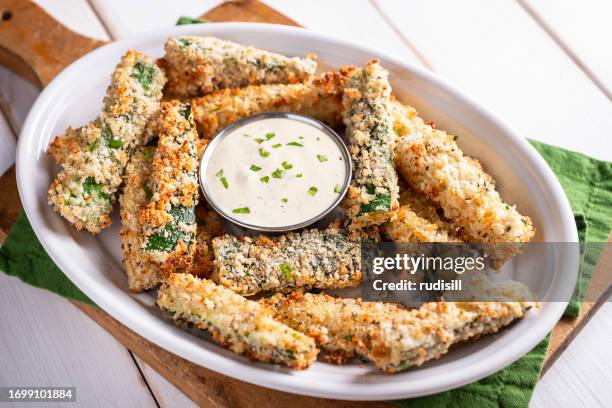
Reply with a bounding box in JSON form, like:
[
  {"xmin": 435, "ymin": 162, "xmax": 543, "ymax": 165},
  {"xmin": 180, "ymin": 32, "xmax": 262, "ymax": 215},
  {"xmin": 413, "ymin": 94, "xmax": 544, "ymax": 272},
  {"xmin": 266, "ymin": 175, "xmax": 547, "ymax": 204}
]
[{"xmin": 16, "ymin": 23, "xmax": 578, "ymax": 401}]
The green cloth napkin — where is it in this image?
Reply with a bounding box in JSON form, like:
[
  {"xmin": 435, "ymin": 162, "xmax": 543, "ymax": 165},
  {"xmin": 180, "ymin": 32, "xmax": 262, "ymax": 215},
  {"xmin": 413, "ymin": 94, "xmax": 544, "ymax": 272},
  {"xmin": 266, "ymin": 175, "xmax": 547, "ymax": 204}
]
[{"xmin": 1, "ymin": 141, "xmax": 610, "ymax": 407}]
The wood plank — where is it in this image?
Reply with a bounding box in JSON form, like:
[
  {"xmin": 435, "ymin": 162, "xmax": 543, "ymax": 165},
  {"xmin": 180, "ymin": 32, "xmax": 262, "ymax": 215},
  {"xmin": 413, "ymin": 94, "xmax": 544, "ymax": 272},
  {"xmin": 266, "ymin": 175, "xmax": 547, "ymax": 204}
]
[
  {"xmin": 532, "ymin": 299, "xmax": 612, "ymax": 407},
  {"xmin": 34, "ymin": 0, "xmax": 110, "ymax": 41},
  {"xmin": 263, "ymin": 0, "xmax": 421, "ymax": 65},
  {"xmin": 133, "ymin": 356, "xmax": 197, "ymax": 408},
  {"xmin": 521, "ymin": 0, "xmax": 612, "ymax": 100},
  {"xmin": 0, "ymin": 0, "xmax": 106, "ymax": 88},
  {"xmin": 0, "ymin": 273, "xmax": 157, "ymax": 408},
  {"xmin": 374, "ymin": 0, "xmax": 612, "ymax": 161},
  {"xmin": 0, "ymin": 109, "xmax": 15, "ymax": 176},
  {"xmin": 88, "ymin": 0, "xmax": 223, "ymax": 39}
]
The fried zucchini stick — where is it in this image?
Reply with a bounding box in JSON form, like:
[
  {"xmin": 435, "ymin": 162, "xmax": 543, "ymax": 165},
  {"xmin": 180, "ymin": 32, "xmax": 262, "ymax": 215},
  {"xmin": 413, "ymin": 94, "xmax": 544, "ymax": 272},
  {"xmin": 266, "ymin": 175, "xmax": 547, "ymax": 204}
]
[
  {"xmin": 212, "ymin": 226, "xmax": 361, "ymax": 296},
  {"xmin": 189, "ymin": 202, "xmax": 225, "ymax": 278},
  {"xmin": 158, "ymin": 273, "xmax": 318, "ymax": 370},
  {"xmin": 139, "ymin": 101, "xmax": 199, "ymax": 273},
  {"xmin": 119, "ymin": 145, "xmax": 166, "ymax": 292},
  {"xmin": 384, "ymin": 184, "xmax": 462, "ymax": 243},
  {"xmin": 47, "ymin": 51, "xmax": 165, "ymax": 233},
  {"xmin": 341, "ymin": 60, "xmax": 399, "ymax": 231},
  {"xmin": 162, "ymin": 36, "xmax": 317, "ymax": 97},
  {"xmin": 191, "ymin": 68, "xmax": 353, "ymax": 138},
  {"xmin": 264, "ymin": 292, "xmax": 533, "ymax": 373},
  {"xmin": 393, "ymin": 105, "xmax": 535, "ymax": 260}
]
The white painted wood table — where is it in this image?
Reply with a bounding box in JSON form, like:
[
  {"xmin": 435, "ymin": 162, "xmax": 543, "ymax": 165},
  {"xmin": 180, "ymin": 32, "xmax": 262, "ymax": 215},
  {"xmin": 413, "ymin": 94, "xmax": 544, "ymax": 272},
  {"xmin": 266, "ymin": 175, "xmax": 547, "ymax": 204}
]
[{"xmin": 0, "ymin": 1, "xmax": 611, "ymax": 406}]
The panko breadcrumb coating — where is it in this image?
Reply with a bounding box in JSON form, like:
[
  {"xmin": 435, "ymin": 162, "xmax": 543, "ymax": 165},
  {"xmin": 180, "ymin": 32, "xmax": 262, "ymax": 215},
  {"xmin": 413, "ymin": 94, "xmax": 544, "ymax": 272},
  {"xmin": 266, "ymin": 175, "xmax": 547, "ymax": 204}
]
[
  {"xmin": 189, "ymin": 202, "xmax": 225, "ymax": 278},
  {"xmin": 119, "ymin": 145, "xmax": 165, "ymax": 292},
  {"xmin": 47, "ymin": 50, "xmax": 165, "ymax": 233},
  {"xmin": 158, "ymin": 273, "xmax": 318, "ymax": 370},
  {"xmin": 191, "ymin": 68, "xmax": 354, "ymax": 139},
  {"xmin": 139, "ymin": 101, "xmax": 199, "ymax": 273},
  {"xmin": 212, "ymin": 226, "xmax": 361, "ymax": 296},
  {"xmin": 384, "ymin": 183, "xmax": 462, "ymax": 243},
  {"xmin": 162, "ymin": 36, "xmax": 317, "ymax": 97},
  {"xmin": 341, "ymin": 60, "xmax": 399, "ymax": 232},
  {"xmin": 393, "ymin": 104, "xmax": 535, "ymax": 262},
  {"xmin": 264, "ymin": 292, "xmax": 534, "ymax": 373}
]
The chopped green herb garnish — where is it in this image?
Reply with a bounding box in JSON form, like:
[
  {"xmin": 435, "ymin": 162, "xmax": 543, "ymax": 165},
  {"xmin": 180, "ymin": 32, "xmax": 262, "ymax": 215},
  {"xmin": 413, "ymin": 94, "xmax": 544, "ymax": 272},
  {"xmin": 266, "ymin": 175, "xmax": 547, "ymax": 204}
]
[
  {"xmin": 232, "ymin": 207, "xmax": 250, "ymax": 214},
  {"xmin": 177, "ymin": 38, "xmax": 192, "ymax": 48},
  {"xmin": 131, "ymin": 62, "xmax": 156, "ymax": 94},
  {"xmin": 250, "ymin": 164, "xmax": 262, "ymax": 171},
  {"xmin": 281, "ymin": 198, "xmax": 288, "ymax": 203},
  {"xmin": 317, "ymin": 154, "xmax": 328, "ymax": 162},
  {"xmin": 142, "ymin": 184, "xmax": 153, "ymax": 200},
  {"xmin": 87, "ymin": 139, "xmax": 99, "ymax": 152},
  {"xmin": 102, "ymin": 125, "xmax": 123, "ymax": 149},
  {"xmin": 83, "ymin": 177, "xmax": 104, "ymax": 198},
  {"xmin": 453, "ymin": 135, "xmax": 459, "ymax": 141},
  {"xmin": 359, "ymin": 194, "xmax": 391, "ymax": 214},
  {"xmin": 296, "ymin": 173, "xmax": 303, "ymax": 178},
  {"xmin": 344, "ymin": 335, "xmax": 352, "ymax": 342},
  {"xmin": 259, "ymin": 148, "xmax": 270, "ymax": 158},
  {"xmin": 215, "ymin": 169, "xmax": 224, "ymax": 177},
  {"xmin": 307, "ymin": 186, "xmax": 318, "ymax": 196},
  {"xmin": 287, "ymin": 141, "xmax": 303, "ymax": 147},
  {"xmin": 271, "ymin": 168, "xmax": 283, "ymax": 179},
  {"xmin": 265, "ymin": 133, "xmax": 275, "ymax": 140},
  {"xmin": 108, "ymin": 138, "xmax": 123, "ymax": 149},
  {"xmin": 255, "ymin": 138, "xmax": 265, "ymax": 144},
  {"xmin": 279, "ymin": 262, "xmax": 293, "ymax": 280},
  {"xmin": 143, "ymin": 147, "xmax": 154, "ymax": 161},
  {"xmin": 334, "ymin": 184, "xmax": 341, "ymax": 193},
  {"xmin": 260, "ymin": 176, "xmax": 270, "ymax": 183},
  {"xmin": 272, "ymin": 143, "xmax": 282, "ymax": 148},
  {"xmin": 220, "ymin": 177, "xmax": 229, "ymax": 189},
  {"xmin": 281, "ymin": 161, "xmax": 293, "ymax": 170},
  {"xmin": 298, "ymin": 136, "xmax": 304, "ymax": 140},
  {"xmin": 180, "ymin": 104, "xmax": 191, "ymax": 120}
]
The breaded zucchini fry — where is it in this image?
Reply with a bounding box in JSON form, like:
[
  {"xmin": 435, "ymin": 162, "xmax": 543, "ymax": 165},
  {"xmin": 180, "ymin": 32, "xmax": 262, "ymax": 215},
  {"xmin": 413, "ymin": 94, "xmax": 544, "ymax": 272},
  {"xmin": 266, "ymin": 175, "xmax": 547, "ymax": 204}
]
[
  {"xmin": 48, "ymin": 50, "xmax": 165, "ymax": 233},
  {"xmin": 394, "ymin": 111, "xmax": 535, "ymax": 254},
  {"xmin": 162, "ymin": 36, "xmax": 317, "ymax": 97},
  {"xmin": 158, "ymin": 273, "xmax": 318, "ymax": 370},
  {"xmin": 191, "ymin": 68, "xmax": 353, "ymax": 139},
  {"xmin": 189, "ymin": 202, "xmax": 225, "ymax": 278},
  {"xmin": 119, "ymin": 145, "xmax": 165, "ymax": 292},
  {"xmin": 264, "ymin": 292, "xmax": 533, "ymax": 373},
  {"xmin": 139, "ymin": 101, "xmax": 199, "ymax": 273},
  {"xmin": 212, "ymin": 226, "xmax": 361, "ymax": 295},
  {"xmin": 384, "ymin": 183, "xmax": 462, "ymax": 243},
  {"xmin": 341, "ymin": 60, "xmax": 399, "ymax": 231}
]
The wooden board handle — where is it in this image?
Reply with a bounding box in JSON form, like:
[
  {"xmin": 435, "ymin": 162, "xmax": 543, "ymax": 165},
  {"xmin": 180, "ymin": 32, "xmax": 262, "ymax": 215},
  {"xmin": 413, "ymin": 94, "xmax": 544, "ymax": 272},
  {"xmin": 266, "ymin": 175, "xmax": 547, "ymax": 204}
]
[{"xmin": 0, "ymin": 0, "xmax": 105, "ymax": 88}]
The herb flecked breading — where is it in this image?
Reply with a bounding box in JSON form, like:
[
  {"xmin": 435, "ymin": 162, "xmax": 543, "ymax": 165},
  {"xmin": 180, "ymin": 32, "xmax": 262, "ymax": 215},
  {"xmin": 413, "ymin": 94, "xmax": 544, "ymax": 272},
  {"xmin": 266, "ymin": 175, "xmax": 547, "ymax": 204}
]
[
  {"xmin": 392, "ymin": 100, "xmax": 535, "ymax": 266},
  {"xmin": 138, "ymin": 100, "xmax": 199, "ymax": 273},
  {"xmin": 119, "ymin": 146, "xmax": 165, "ymax": 292},
  {"xmin": 191, "ymin": 68, "xmax": 354, "ymax": 139},
  {"xmin": 162, "ymin": 36, "xmax": 317, "ymax": 97},
  {"xmin": 47, "ymin": 50, "xmax": 165, "ymax": 234},
  {"xmin": 264, "ymin": 292, "xmax": 534, "ymax": 373},
  {"xmin": 212, "ymin": 226, "xmax": 361, "ymax": 295},
  {"xmin": 341, "ymin": 60, "xmax": 399, "ymax": 232},
  {"xmin": 157, "ymin": 273, "xmax": 318, "ymax": 370}
]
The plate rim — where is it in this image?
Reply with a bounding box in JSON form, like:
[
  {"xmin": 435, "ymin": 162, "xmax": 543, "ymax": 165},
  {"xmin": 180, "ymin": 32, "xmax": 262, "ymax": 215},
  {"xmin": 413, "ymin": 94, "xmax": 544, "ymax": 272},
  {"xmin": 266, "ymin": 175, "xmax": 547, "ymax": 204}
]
[{"xmin": 16, "ymin": 22, "xmax": 578, "ymax": 400}]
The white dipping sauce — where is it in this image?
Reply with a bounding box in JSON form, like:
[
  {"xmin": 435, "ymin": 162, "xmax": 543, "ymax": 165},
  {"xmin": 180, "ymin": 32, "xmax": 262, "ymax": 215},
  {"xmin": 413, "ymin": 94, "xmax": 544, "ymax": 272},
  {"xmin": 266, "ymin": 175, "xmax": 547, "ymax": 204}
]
[{"xmin": 205, "ymin": 117, "xmax": 347, "ymax": 228}]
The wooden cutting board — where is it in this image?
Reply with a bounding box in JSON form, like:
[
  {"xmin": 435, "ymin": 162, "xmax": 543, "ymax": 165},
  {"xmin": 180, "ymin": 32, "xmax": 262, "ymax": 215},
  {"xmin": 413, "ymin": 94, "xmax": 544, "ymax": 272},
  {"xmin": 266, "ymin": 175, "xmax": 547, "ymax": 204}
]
[{"xmin": 0, "ymin": 0, "xmax": 609, "ymax": 405}]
